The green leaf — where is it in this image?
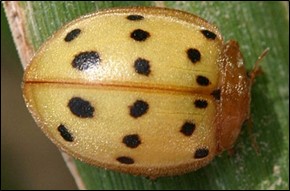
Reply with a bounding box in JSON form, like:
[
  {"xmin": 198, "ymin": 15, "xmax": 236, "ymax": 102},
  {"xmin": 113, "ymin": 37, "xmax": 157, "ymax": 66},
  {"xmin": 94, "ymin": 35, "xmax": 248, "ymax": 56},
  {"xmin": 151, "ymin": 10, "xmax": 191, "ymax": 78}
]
[{"xmin": 9, "ymin": 1, "xmax": 289, "ymax": 189}]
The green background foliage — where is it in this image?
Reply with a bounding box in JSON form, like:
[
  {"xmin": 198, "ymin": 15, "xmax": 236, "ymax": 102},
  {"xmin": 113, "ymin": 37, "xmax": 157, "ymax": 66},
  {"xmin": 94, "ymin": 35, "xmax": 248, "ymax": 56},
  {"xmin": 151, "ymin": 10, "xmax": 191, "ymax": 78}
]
[{"xmin": 2, "ymin": 1, "xmax": 288, "ymax": 189}]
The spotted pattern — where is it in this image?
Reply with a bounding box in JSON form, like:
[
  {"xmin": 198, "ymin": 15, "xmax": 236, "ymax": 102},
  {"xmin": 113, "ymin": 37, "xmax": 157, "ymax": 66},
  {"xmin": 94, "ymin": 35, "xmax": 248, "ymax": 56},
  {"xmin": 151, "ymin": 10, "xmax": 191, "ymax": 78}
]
[
  {"xmin": 187, "ymin": 48, "xmax": 201, "ymax": 63},
  {"xmin": 201, "ymin": 30, "xmax": 216, "ymax": 40},
  {"xmin": 127, "ymin": 15, "xmax": 144, "ymax": 21},
  {"xmin": 129, "ymin": 100, "xmax": 149, "ymax": 118},
  {"xmin": 72, "ymin": 51, "xmax": 100, "ymax": 71},
  {"xmin": 194, "ymin": 99, "xmax": 208, "ymax": 109},
  {"xmin": 123, "ymin": 134, "xmax": 141, "ymax": 148},
  {"xmin": 134, "ymin": 58, "xmax": 151, "ymax": 76},
  {"xmin": 180, "ymin": 122, "xmax": 196, "ymax": 136},
  {"xmin": 194, "ymin": 148, "xmax": 209, "ymax": 158},
  {"xmin": 68, "ymin": 97, "xmax": 95, "ymax": 118},
  {"xmin": 117, "ymin": 156, "xmax": 134, "ymax": 164},
  {"xmin": 58, "ymin": 124, "xmax": 74, "ymax": 142},
  {"xmin": 62, "ymin": 14, "xmax": 220, "ymax": 165},
  {"xmin": 64, "ymin": 28, "xmax": 81, "ymax": 42},
  {"xmin": 211, "ymin": 89, "xmax": 221, "ymax": 100},
  {"xmin": 196, "ymin": 75, "xmax": 210, "ymax": 86},
  {"xmin": 131, "ymin": 29, "xmax": 150, "ymax": 41}
]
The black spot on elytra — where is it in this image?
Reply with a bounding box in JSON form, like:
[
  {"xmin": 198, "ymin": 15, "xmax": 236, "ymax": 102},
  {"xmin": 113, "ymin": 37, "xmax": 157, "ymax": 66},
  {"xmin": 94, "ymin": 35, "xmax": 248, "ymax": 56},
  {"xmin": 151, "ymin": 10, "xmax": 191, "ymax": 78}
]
[
  {"xmin": 187, "ymin": 48, "xmax": 201, "ymax": 63},
  {"xmin": 117, "ymin": 156, "xmax": 134, "ymax": 164},
  {"xmin": 194, "ymin": 148, "xmax": 209, "ymax": 158},
  {"xmin": 134, "ymin": 58, "xmax": 151, "ymax": 76},
  {"xmin": 180, "ymin": 122, "xmax": 196, "ymax": 136},
  {"xmin": 131, "ymin": 29, "xmax": 150, "ymax": 41},
  {"xmin": 58, "ymin": 124, "xmax": 74, "ymax": 142},
  {"xmin": 72, "ymin": 51, "xmax": 100, "ymax": 71},
  {"xmin": 68, "ymin": 97, "xmax": 94, "ymax": 118},
  {"xmin": 123, "ymin": 134, "xmax": 141, "ymax": 148},
  {"xmin": 194, "ymin": 99, "xmax": 208, "ymax": 109},
  {"xmin": 196, "ymin": 75, "xmax": 210, "ymax": 86},
  {"xmin": 127, "ymin": 15, "xmax": 144, "ymax": 21},
  {"xmin": 211, "ymin": 89, "xmax": 221, "ymax": 100},
  {"xmin": 201, "ymin": 30, "xmax": 217, "ymax": 40},
  {"xmin": 64, "ymin": 28, "xmax": 81, "ymax": 42},
  {"xmin": 130, "ymin": 100, "xmax": 149, "ymax": 118}
]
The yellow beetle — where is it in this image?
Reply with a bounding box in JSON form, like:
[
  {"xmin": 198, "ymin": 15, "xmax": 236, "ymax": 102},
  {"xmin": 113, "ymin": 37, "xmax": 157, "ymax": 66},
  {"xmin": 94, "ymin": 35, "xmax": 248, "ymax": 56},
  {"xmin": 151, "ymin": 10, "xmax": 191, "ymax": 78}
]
[{"xmin": 23, "ymin": 7, "xmax": 264, "ymax": 178}]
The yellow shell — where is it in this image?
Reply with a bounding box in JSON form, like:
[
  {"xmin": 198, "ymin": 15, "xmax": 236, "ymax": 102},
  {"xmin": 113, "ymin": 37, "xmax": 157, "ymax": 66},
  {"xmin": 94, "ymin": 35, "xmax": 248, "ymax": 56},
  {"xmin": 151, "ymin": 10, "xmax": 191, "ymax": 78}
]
[{"xmin": 23, "ymin": 7, "xmax": 251, "ymax": 178}]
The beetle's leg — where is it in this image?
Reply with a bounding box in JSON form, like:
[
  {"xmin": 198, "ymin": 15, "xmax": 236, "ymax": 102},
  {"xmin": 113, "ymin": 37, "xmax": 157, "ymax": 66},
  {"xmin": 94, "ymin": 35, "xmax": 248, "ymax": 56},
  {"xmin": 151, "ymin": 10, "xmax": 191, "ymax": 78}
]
[{"xmin": 248, "ymin": 48, "xmax": 269, "ymax": 84}]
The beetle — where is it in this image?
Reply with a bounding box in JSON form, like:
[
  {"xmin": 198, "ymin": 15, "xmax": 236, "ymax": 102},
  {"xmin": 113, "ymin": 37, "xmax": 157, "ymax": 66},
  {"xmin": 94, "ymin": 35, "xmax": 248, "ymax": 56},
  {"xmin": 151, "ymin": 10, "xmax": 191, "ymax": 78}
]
[{"xmin": 22, "ymin": 7, "xmax": 268, "ymax": 178}]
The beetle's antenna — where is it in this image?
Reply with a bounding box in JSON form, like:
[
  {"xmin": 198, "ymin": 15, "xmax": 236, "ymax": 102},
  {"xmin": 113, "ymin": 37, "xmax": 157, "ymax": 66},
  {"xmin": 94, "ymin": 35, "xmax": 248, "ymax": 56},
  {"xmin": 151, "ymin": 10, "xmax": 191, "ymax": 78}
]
[
  {"xmin": 249, "ymin": 48, "xmax": 270, "ymax": 84},
  {"xmin": 246, "ymin": 48, "xmax": 269, "ymax": 154}
]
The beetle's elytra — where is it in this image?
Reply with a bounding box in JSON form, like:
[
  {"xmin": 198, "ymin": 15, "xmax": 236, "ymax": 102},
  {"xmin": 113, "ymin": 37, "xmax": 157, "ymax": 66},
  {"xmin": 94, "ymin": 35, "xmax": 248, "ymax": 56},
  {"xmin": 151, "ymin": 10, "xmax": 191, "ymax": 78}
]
[{"xmin": 23, "ymin": 7, "xmax": 255, "ymax": 178}]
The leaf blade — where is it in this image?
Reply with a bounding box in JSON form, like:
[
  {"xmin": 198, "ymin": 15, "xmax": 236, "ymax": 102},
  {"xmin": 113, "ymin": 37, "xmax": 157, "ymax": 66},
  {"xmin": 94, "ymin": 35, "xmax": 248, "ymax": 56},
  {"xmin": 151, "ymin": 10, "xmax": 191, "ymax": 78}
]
[{"xmin": 8, "ymin": 1, "xmax": 288, "ymax": 189}]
